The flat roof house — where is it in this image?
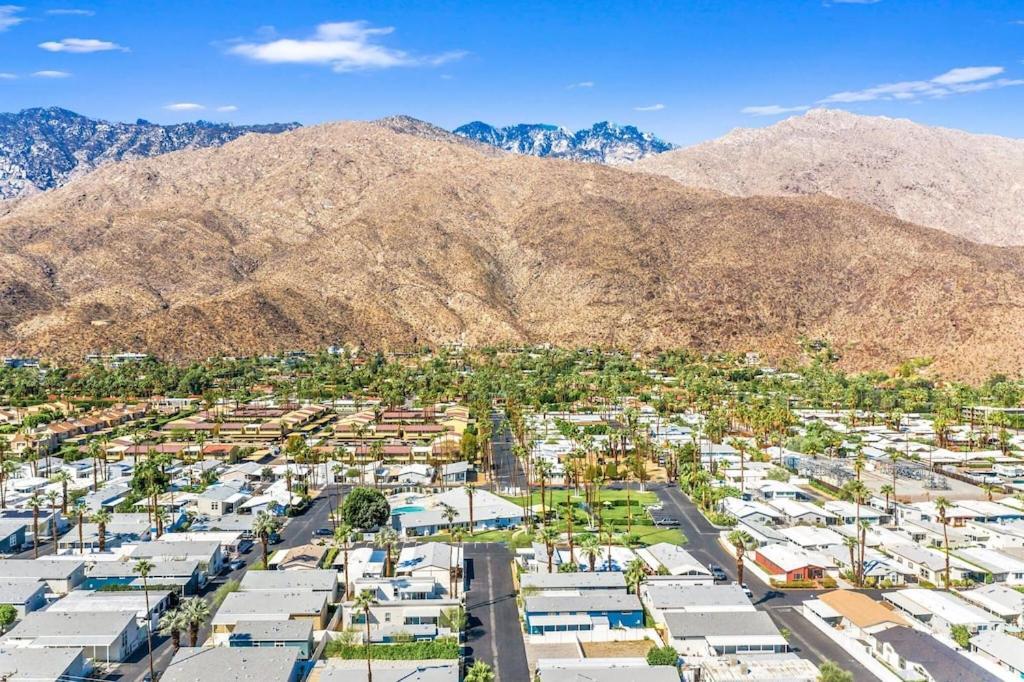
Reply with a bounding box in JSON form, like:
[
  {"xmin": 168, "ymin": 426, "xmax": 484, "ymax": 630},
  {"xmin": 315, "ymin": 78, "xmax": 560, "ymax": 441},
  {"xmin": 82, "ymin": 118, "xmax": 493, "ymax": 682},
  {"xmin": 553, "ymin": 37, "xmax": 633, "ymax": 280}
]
[
  {"xmin": 2, "ymin": 610, "xmax": 142, "ymax": 662},
  {"xmin": 82, "ymin": 559, "xmax": 201, "ymax": 596},
  {"xmin": 665, "ymin": 610, "xmax": 788, "ymax": 658},
  {"xmin": 640, "ymin": 583, "xmax": 754, "ymax": 627},
  {"xmin": 128, "ymin": 539, "xmax": 224, "ymax": 575},
  {"xmin": 958, "ymin": 584, "xmax": 1024, "ymax": 625},
  {"xmin": 240, "ymin": 568, "xmax": 339, "ymax": 601},
  {"xmin": 536, "ymin": 661, "xmax": 682, "ymax": 682},
  {"xmin": 970, "ymin": 630, "xmax": 1024, "ymax": 680},
  {"xmin": 211, "ymin": 591, "xmax": 328, "ymax": 644},
  {"xmin": 521, "ymin": 571, "xmax": 626, "ymax": 595},
  {"xmin": 0, "ymin": 558, "xmax": 85, "ymax": 595},
  {"xmin": 162, "ymin": 646, "xmax": 301, "ymax": 682},
  {"xmin": 0, "ymin": 579, "xmax": 46, "ymax": 617},
  {"xmin": 45, "ymin": 588, "xmax": 174, "ymax": 629},
  {"xmin": 229, "ymin": 619, "xmax": 315, "ymax": 660},
  {"xmin": 0, "ymin": 646, "xmax": 88, "ymax": 682},
  {"xmin": 754, "ymin": 543, "xmax": 828, "ymax": 583},
  {"xmin": 635, "ymin": 543, "xmax": 714, "ymax": 581},
  {"xmin": 885, "ymin": 588, "xmax": 1004, "ymax": 637},
  {"xmin": 523, "ymin": 593, "xmax": 643, "ymax": 636}
]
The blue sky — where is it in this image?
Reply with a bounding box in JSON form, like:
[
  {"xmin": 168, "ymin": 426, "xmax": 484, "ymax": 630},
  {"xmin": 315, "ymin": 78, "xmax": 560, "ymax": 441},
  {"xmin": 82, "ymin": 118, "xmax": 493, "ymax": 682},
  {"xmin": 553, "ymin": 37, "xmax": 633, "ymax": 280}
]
[{"xmin": 1, "ymin": 0, "xmax": 1022, "ymax": 145}]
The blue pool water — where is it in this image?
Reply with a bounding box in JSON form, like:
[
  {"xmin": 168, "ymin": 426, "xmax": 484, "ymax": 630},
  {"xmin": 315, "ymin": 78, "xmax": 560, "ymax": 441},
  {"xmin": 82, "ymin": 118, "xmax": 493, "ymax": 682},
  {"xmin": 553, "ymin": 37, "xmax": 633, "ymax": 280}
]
[{"xmin": 392, "ymin": 505, "xmax": 426, "ymax": 515}]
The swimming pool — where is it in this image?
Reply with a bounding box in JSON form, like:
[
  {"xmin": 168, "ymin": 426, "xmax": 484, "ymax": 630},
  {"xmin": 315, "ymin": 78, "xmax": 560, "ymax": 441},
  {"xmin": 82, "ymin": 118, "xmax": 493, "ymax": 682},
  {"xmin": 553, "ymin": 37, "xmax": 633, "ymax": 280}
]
[{"xmin": 392, "ymin": 505, "xmax": 426, "ymax": 515}]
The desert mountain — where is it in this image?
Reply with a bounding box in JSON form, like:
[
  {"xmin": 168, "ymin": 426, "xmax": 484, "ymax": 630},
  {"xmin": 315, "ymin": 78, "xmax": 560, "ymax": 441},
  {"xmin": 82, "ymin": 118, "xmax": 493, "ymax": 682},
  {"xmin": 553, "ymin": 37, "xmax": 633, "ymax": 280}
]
[
  {"xmin": 0, "ymin": 107, "xmax": 299, "ymax": 200},
  {"xmin": 1, "ymin": 120, "xmax": 1024, "ymax": 379},
  {"xmin": 632, "ymin": 108, "xmax": 1024, "ymax": 246},
  {"xmin": 455, "ymin": 121, "xmax": 673, "ymax": 164}
]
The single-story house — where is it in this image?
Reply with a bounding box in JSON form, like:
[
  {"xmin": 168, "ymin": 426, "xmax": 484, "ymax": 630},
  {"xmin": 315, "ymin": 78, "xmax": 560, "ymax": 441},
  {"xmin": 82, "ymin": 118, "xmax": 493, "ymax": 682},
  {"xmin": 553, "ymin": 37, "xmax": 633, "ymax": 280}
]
[
  {"xmin": 523, "ymin": 593, "xmax": 643, "ymax": 635},
  {"xmin": 240, "ymin": 568, "xmax": 339, "ymax": 601},
  {"xmin": 971, "ymin": 630, "xmax": 1024, "ymax": 680},
  {"xmin": 82, "ymin": 559, "xmax": 201, "ymax": 596},
  {"xmin": 0, "ymin": 579, "xmax": 47, "ymax": 617},
  {"xmin": 0, "ymin": 558, "xmax": 85, "ymax": 595},
  {"xmin": 161, "ymin": 646, "xmax": 302, "ymax": 682},
  {"xmin": 2, "ymin": 610, "xmax": 142, "ymax": 662},
  {"xmin": 0, "ymin": 646, "xmax": 88, "ymax": 682},
  {"xmin": 521, "ymin": 571, "xmax": 626, "ymax": 595},
  {"xmin": 958, "ymin": 584, "xmax": 1024, "ymax": 626},
  {"xmin": 754, "ymin": 543, "xmax": 828, "ymax": 582},
  {"xmin": 635, "ymin": 543, "xmax": 714, "ymax": 582},
  {"xmin": 665, "ymin": 610, "xmax": 788, "ymax": 658},
  {"xmin": 229, "ymin": 619, "xmax": 315, "ymax": 660},
  {"xmin": 873, "ymin": 626, "xmax": 998, "ymax": 682},
  {"xmin": 211, "ymin": 591, "xmax": 329, "ymax": 644}
]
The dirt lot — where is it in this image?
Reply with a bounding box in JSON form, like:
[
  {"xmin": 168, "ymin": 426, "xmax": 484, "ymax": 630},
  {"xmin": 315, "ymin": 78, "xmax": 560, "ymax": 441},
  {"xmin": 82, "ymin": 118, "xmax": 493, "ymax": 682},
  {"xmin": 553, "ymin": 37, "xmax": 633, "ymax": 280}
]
[{"xmin": 580, "ymin": 639, "xmax": 656, "ymax": 658}]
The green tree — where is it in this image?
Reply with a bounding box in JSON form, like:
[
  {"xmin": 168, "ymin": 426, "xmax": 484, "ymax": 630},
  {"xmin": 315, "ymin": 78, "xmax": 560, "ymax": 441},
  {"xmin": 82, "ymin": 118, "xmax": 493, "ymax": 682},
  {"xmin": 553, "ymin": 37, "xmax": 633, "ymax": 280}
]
[
  {"xmin": 727, "ymin": 530, "xmax": 757, "ymax": 586},
  {"xmin": 646, "ymin": 645, "xmax": 679, "ymax": 666},
  {"xmin": 950, "ymin": 624, "xmax": 971, "ymax": 648},
  {"xmin": 253, "ymin": 511, "xmax": 281, "ymax": 569},
  {"xmin": 91, "ymin": 509, "xmax": 112, "ymax": 553},
  {"xmin": 342, "ymin": 487, "xmax": 391, "ymax": 529},
  {"xmin": 182, "ymin": 596, "xmax": 211, "ymax": 647},
  {"xmin": 374, "ymin": 527, "xmax": 399, "ymax": 577},
  {"xmin": 352, "ymin": 589, "xmax": 378, "ymax": 682},
  {"xmin": 0, "ymin": 603, "xmax": 16, "ymax": 633},
  {"xmin": 159, "ymin": 608, "xmax": 188, "ymax": 652},
  {"xmin": 335, "ymin": 523, "xmax": 354, "ymax": 599}
]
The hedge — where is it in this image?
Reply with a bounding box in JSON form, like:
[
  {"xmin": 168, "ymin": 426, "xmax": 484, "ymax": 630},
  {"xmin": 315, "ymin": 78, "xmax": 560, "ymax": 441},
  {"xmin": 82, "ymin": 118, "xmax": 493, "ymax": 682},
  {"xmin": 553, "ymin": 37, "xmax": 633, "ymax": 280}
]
[{"xmin": 324, "ymin": 638, "xmax": 459, "ymax": 660}]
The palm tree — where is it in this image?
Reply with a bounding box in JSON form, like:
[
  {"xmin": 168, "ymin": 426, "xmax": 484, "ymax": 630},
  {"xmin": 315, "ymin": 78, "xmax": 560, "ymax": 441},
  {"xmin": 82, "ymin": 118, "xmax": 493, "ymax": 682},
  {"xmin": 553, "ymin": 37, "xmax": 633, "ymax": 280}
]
[
  {"xmin": 133, "ymin": 559, "xmax": 157, "ymax": 682},
  {"xmin": 374, "ymin": 527, "xmax": 398, "ymax": 577},
  {"xmin": 935, "ymin": 496, "xmax": 952, "ymax": 588},
  {"xmin": 352, "ymin": 589, "xmax": 378, "ymax": 682},
  {"xmin": 625, "ymin": 558, "xmax": 647, "ymax": 594},
  {"xmin": 335, "ymin": 523, "xmax": 354, "ymax": 600},
  {"xmin": 887, "ymin": 448, "xmax": 900, "ymax": 506},
  {"xmin": 0, "ymin": 459, "xmax": 16, "ymax": 509},
  {"xmin": 45, "ymin": 490, "xmax": 60, "ymax": 550},
  {"xmin": 858, "ymin": 519, "xmax": 870, "ymax": 584},
  {"xmin": 535, "ymin": 459, "xmax": 552, "ymax": 523},
  {"xmin": 91, "ymin": 509, "xmax": 112, "ymax": 552},
  {"xmin": 253, "ymin": 511, "xmax": 280, "ymax": 569},
  {"xmin": 601, "ymin": 529, "xmax": 616, "ymax": 572},
  {"xmin": 536, "ymin": 525, "xmax": 559, "ymax": 573},
  {"xmin": 181, "ymin": 596, "xmax": 211, "ymax": 647},
  {"xmin": 159, "ymin": 608, "xmax": 187, "ymax": 652},
  {"xmin": 70, "ymin": 501, "xmax": 86, "ymax": 556},
  {"xmin": 727, "ymin": 530, "xmax": 756, "ymax": 586},
  {"xmin": 579, "ymin": 534, "xmax": 601, "ymax": 573},
  {"xmin": 450, "ymin": 528, "xmax": 465, "ymax": 597},
  {"xmin": 563, "ymin": 498, "xmax": 576, "ymax": 565},
  {"xmin": 464, "ymin": 661, "xmax": 496, "ymax": 682},
  {"xmin": 51, "ymin": 470, "xmax": 72, "ymax": 514},
  {"xmin": 842, "ymin": 535, "xmax": 858, "ymax": 580},
  {"xmin": 465, "ymin": 484, "xmax": 476, "ymax": 535},
  {"xmin": 440, "ymin": 502, "xmax": 458, "ymax": 539},
  {"xmin": 880, "ymin": 484, "xmax": 895, "ymax": 514},
  {"xmin": 843, "ymin": 480, "xmax": 869, "ymax": 585},
  {"xmin": 88, "ymin": 440, "xmax": 103, "ymax": 492},
  {"xmin": 26, "ymin": 494, "xmax": 42, "ymax": 558}
]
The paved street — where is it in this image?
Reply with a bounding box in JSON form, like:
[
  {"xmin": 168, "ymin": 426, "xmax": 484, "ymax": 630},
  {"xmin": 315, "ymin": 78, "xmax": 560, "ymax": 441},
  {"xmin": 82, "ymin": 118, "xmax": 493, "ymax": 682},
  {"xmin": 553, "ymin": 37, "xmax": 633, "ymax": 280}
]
[
  {"xmin": 489, "ymin": 411, "xmax": 524, "ymax": 492},
  {"xmin": 464, "ymin": 542, "xmax": 529, "ymax": 682},
  {"xmin": 652, "ymin": 484, "xmax": 878, "ymax": 680}
]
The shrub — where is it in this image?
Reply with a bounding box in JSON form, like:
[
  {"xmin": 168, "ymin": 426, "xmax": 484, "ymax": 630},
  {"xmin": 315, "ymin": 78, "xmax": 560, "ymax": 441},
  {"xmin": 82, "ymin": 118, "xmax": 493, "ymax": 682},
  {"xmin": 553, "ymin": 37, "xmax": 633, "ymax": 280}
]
[
  {"xmin": 212, "ymin": 579, "xmax": 240, "ymax": 607},
  {"xmin": 342, "ymin": 487, "xmax": 391, "ymax": 529},
  {"xmin": 324, "ymin": 638, "xmax": 459, "ymax": 660},
  {"xmin": 646, "ymin": 645, "xmax": 679, "ymax": 666}
]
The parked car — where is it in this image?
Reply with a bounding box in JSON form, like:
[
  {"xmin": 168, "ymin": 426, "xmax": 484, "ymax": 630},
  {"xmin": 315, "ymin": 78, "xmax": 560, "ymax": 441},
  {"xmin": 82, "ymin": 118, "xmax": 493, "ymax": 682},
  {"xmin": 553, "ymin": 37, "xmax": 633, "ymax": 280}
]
[
  {"xmin": 313, "ymin": 527, "xmax": 333, "ymax": 537},
  {"xmin": 740, "ymin": 582, "xmax": 753, "ymax": 598},
  {"xmin": 708, "ymin": 563, "xmax": 727, "ymax": 581},
  {"xmin": 229, "ymin": 559, "xmax": 245, "ymax": 571}
]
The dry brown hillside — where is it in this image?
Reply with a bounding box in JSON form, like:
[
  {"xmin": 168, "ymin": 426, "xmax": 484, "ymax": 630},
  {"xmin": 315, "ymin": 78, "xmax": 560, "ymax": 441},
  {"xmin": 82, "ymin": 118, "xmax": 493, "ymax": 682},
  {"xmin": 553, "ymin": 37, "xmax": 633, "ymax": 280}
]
[
  {"xmin": 1, "ymin": 120, "xmax": 1023, "ymax": 379},
  {"xmin": 633, "ymin": 108, "xmax": 1024, "ymax": 246}
]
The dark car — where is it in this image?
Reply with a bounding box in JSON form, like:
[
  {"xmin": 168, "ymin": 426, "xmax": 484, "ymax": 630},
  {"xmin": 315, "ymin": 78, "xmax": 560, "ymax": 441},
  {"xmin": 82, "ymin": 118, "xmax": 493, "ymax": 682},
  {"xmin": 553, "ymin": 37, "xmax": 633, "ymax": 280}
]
[
  {"xmin": 313, "ymin": 527, "xmax": 333, "ymax": 537},
  {"xmin": 229, "ymin": 559, "xmax": 246, "ymax": 571},
  {"xmin": 708, "ymin": 563, "xmax": 727, "ymax": 581}
]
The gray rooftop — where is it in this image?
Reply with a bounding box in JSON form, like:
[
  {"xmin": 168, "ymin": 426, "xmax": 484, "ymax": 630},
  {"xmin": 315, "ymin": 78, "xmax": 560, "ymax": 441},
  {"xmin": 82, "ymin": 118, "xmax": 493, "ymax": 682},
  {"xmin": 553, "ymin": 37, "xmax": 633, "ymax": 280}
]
[
  {"xmin": 874, "ymin": 627, "xmax": 998, "ymax": 682},
  {"xmin": 87, "ymin": 559, "xmax": 200, "ymax": 578},
  {"xmin": 524, "ymin": 592, "xmax": 641, "ymax": 614},
  {"xmin": 644, "ymin": 583, "xmax": 750, "ymax": 610},
  {"xmin": 538, "ymin": 665, "xmax": 681, "ymax": 682},
  {"xmin": 521, "ymin": 572, "xmax": 626, "ymax": 590},
  {"xmin": 971, "ymin": 630, "xmax": 1024, "ymax": 672},
  {"xmin": 317, "ymin": 661, "xmax": 459, "ymax": 682},
  {"xmin": 0, "ymin": 579, "xmax": 45, "ymax": 604},
  {"xmin": 230, "ymin": 619, "xmax": 313, "ymax": 642},
  {"xmin": 215, "ymin": 591, "xmax": 327, "ymax": 620},
  {"xmin": 0, "ymin": 558, "xmax": 84, "ymax": 581},
  {"xmin": 664, "ymin": 610, "xmax": 783, "ymax": 638},
  {"xmin": 0, "ymin": 646, "xmax": 84, "ymax": 681},
  {"xmin": 161, "ymin": 647, "xmax": 300, "ymax": 682},
  {"xmin": 128, "ymin": 540, "xmax": 221, "ymax": 559},
  {"xmin": 240, "ymin": 569, "xmax": 337, "ymax": 592},
  {"xmin": 4, "ymin": 610, "xmax": 134, "ymax": 644}
]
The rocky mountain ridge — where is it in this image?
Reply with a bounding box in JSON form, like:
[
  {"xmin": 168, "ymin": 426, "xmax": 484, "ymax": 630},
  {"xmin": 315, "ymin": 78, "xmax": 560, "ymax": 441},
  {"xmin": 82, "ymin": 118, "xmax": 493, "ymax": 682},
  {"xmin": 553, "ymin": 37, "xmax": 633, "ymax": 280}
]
[{"xmin": 454, "ymin": 120, "xmax": 673, "ymax": 164}]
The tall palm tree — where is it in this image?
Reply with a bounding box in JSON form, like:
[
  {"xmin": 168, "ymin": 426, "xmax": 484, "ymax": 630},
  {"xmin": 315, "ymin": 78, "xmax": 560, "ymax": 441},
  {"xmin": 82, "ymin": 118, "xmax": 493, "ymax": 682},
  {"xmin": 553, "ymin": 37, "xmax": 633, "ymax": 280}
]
[
  {"xmin": 51, "ymin": 470, "xmax": 72, "ymax": 514},
  {"xmin": 449, "ymin": 528, "xmax": 465, "ymax": 597},
  {"xmin": 159, "ymin": 607, "xmax": 187, "ymax": 652},
  {"xmin": 601, "ymin": 529, "xmax": 616, "ymax": 572},
  {"xmin": 374, "ymin": 527, "xmax": 398, "ymax": 577},
  {"xmin": 253, "ymin": 511, "xmax": 280, "ymax": 569},
  {"xmin": 536, "ymin": 525, "xmax": 559, "ymax": 573},
  {"xmin": 842, "ymin": 535, "xmax": 858, "ymax": 580},
  {"xmin": 0, "ymin": 460, "xmax": 16, "ymax": 509},
  {"xmin": 880, "ymin": 484, "xmax": 895, "ymax": 514},
  {"xmin": 88, "ymin": 440, "xmax": 103, "ymax": 492},
  {"xmin": 727, "ymin": 530, "xmax": 756, "ymax": 586},
  {"xmin": 71, "ymin": 501, "xmax": 86, "ymax": 556},
  {"xmin": 535, "ymin": 459, "xmax": 552, "ymax": 524},
  {"xmin": 843, "ymin": 480, "xmax": 869, "ymax": 585},
  {"xmin": 133, "ymin": 559, "xmax": 157, "ymax": 682},
  {"xmin": 440, "ymin": 503, "xmax": 457, "ymax": 539},
  {"xmin": 464, "ymin": 661, "xmax": 495, "ymax": 682},
  {"xmin": 45, "ymin": 490, "xmax": 60, "ymax": 550},
  {"xmin": 465, "ymin": 484, "xmax": 476, "ymax": 536},
  {"xmin": 91, "ymin": 509, "xmax": 112, "ymax": 553},
  {"xmin": 335, "ymin": 523, "xmax": 353, "ymax": 600},
  {"xmin": 563, "ymin": 499, "xmax": 576, "ymax": 565},
  {"xmin": 935, "ymin": 496, "xmax": 953, "ymax": 588},
  {"xmin": 26, "ymin": 494, "xmax": 42, "ymax": 558},
  {"xmin": 887, "ymin": 448, "xmax": 900, "ymax": 506},
  {"xmin": 182, "ymin": 596, "xmax": 211, "ymax": 647},
  {"xmin": 353, "ymin": 589, "xmax": 378, "ymax": 682}
]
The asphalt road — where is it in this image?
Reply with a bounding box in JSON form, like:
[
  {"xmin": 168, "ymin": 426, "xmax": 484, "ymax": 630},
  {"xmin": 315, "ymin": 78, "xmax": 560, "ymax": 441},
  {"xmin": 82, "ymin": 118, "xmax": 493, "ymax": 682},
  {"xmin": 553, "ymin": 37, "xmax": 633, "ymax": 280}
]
[
  {"xmin": 652, "ymin": 484, "xmax": 879, "ymax": 681},
  {"xmin": 463, "ymin": 542, "xmax": 529, "ymax": 682},
  {"xmin": 489, "ymin": 411, "xmax": 524, "ymax": 493}
]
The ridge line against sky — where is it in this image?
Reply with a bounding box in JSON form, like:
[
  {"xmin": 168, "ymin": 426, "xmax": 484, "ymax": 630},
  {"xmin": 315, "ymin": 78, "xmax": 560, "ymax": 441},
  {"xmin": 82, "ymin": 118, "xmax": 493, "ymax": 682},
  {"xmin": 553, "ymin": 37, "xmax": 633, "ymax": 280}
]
[{"xmin": 0, "ymin": 1, "xmax": 1022, "ymax": 145}]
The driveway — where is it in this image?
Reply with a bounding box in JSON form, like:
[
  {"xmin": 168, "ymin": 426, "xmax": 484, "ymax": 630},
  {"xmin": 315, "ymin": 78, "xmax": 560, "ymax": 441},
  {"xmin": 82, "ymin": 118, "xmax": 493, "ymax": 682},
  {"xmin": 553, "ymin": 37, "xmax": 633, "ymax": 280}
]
[{"xmin": 464, "ymin": 542, "xmax": 530, "ymax": 681}]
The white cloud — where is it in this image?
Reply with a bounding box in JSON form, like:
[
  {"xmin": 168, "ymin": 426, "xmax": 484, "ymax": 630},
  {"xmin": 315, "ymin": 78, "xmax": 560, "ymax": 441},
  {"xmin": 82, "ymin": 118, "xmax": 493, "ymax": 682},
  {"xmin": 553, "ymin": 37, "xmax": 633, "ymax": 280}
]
[
  {"xmin": 46, "ymin": 8, "xmax": 95, "ymax": 16},
  {"xmin": 567, "ymin": 81, "xmax": 594, "ymax": 89},
  {"xmin": 32, "ymin": 70, "xmax": 71, "ymax": 78},
  {"xmin": 39, "ymin": 38, "xmax": 127, "ymax": 53},
  {"xmin": 819, "ymin": 65, "xmax": 1021, "ymax": 103},
  {"xmin": 228, "ymin": 20, "xmax": 465, "ymax": 72},
  {"xmin": 164, "ymin": 102, "xmax": 205, "ymax": 111},
  {"xmin": 634, "ymin": 103, "xmax": 665, "ymax": 111},
  {"xmin": 0, "ymin": 72, "xmax": 15, "ymax": 79},
  {"xmin": 0, "ymin": 5, "xmax": 23, "ymax": 31},
  {"xmin": 215, "ymin": 105, "xmax": 238, "ymax": 112},
  {"xmin": 741, "ymin": 104, "xmax": 811, "ymax": 116}
]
